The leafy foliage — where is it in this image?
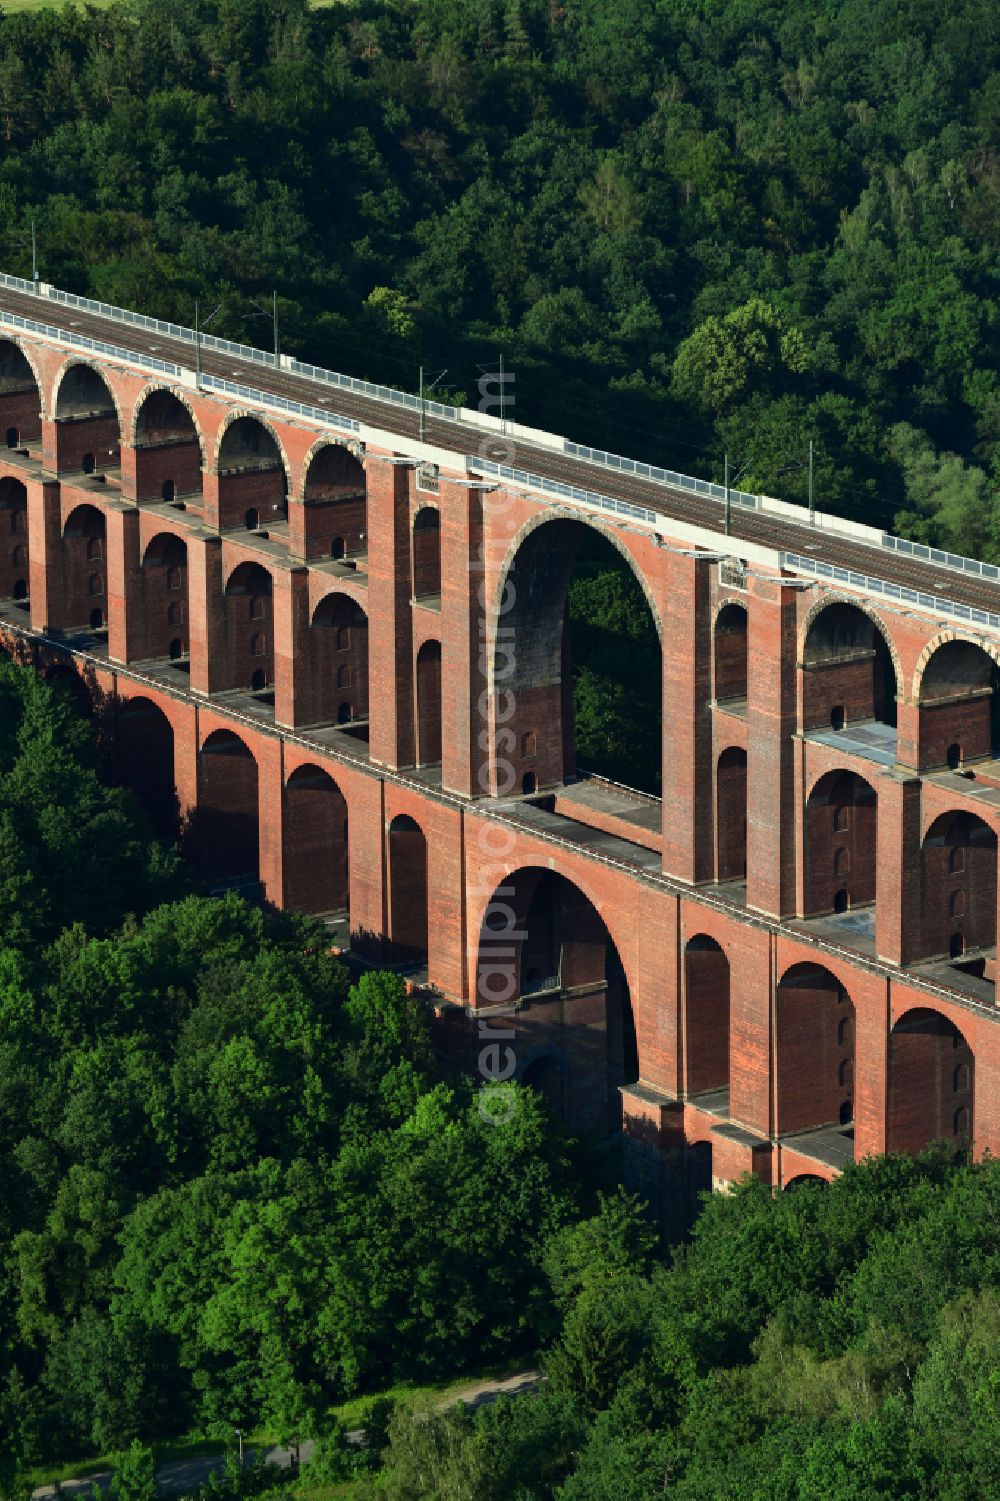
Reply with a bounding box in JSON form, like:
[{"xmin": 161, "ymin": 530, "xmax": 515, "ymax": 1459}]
[
  {"xmin": 0, "ymin": 0, "xmax": 997, "ymax": 550},
  {"xmin": 376, "ymin": 1154, "xmax": 1000, "ymax": 1498},
  {"xmin": 0, "ymin": 664, "xmax": 584, "ymax": 1483}
]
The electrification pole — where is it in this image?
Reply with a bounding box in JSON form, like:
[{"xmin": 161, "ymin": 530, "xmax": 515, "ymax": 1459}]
[
  {"xmin": 724, "ymin": 452, "xmax": 731, "ymax": 536},
  {"xmin": 808, "ymin": 438, "xmax": 815, "ymax": 525}
]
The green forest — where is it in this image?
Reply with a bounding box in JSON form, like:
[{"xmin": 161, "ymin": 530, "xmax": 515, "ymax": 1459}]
[
  {"xmin": 2, "ymin": 0, "xmax": 1000, "ymax": 1495},
  {"xmin": 0, "ymin": 0, "xmax": 997, "ymax": 553},
  {"xmin": 373, "ymin": 1154, "xmax": 1000, "ymax": 1500},
  {"xmin": 0, "ymin": 660, "xmax": 592, "ymax": 1488}
]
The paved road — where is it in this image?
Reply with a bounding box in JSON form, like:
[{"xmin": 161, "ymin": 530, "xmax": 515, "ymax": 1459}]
[{"xmin": 30, "ymin": 1369, "xmax": 542, "ymax": 1499}]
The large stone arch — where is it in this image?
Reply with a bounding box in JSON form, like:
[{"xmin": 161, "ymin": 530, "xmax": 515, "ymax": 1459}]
[
  {"xmin": 888, "ymin": 1006, "xmax": 974, "ymax": 1155},
  {"xmin": 799, "ymin": 591, "xmax": 903, "ymax": 688},
  {"xmin": 298, "ymin": 436, "xmax": 367, "ymax": 560},
  {"xmin": 489, "ymin": 509, "xmax": 663, "ymax": 793},
  {"xmin": 775, "ymin": 961, "xmax": 856, "ymax": 1145},
  {"xmin": 283, "ymin": 762, "xmax": 350, "ymax": 916},
  {"xmin": 196, "ymin": 727, "xmax": 260, "ymax": 889},
  {"xmin": 491, "ymin": 508, "xmax": 665, "ymax": 652},
  {"xmin": 297, "ymin": 434, "xmax": 366, "ymax": 499},
  {"xmin": 130, "ymin": 382, "xmax": 207, "ymax": 457},
  {"xmin": 0, "ymin": 337, "xmax": 45, "ymax": 446},
  {"xmin": 214, "ymin": 410, "xmax": 291, "ymax": 533},
  {"xmin": 52, "ymin": 359, "xmax": 123, "ymax": 475},
  {"xmin": 912, "ymin": 632, "xmax": 1000, "ymax": 770},
  {"xmin": 912, "ymin": 630, "xmax": 1000, "ymax": 701},
  {"xmin": 210, "ymin": 406, "xmax": 292, "ymax": 486},
  {"xmin": 0, "ymin": 335, "xmax": 45, "ymax": 410},
  {"xmin": 474, "ymin": 863, "xmax": 638, "ymax": 1137},
  {"xmin": 800, "ymin": 593, "xmax": 900, "ymax": 734},
  {"xmin": 52, "ymin": 356, "xmax": 124, "ymax": 428}
]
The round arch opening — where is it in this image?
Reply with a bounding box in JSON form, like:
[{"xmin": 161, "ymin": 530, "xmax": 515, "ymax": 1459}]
[
  {"xmin": 476, "ymin": 866, "xmax": 638, "ymax": 1136},
  {"xmin": 224, "ymin": 561, "xmax": 274, "ymax": 696},
  {"xmin": 920, "ymin": 810, "xmax": 997, "ymax": 968},
  {"xmin": 54, "ymin": 364, "xmax": 121, "ymax": 474},
  {"xmin": 303, "ymin": 443, "xmax": 367, "ymax": 563},
  {"xmin": 918, "ymin": 637, "xmax": 1000, "ymax": 770},
  {"xmin": 0, "ymin": 338, "xmax": 42, "ymax": 450},
  {"xmin": 142, "ymin": 532, "xmax": 190, "ymax": 665},
  {"xmin": 196, "ymin": 729, "xmax": 259, "ymax": 890},
  {"xmin": 804, "ymin": 768, "xmax": 878, "ymax": 926},
  {"xmin": 802, "ymin": 601, "xmax": 898, "ymax": 740},
  {"xmin": 0, "ymin": 476, "xmax": 29, "ymax": 605},
  {"xmin": 495, "ymin": 518, "xmax": 662, "ymax": 796},
  {"xmin": 888, "ymin": 1007, "xmax": 974, "ymax": 1155},
  {"xmin": 117, "ymin": 696, "xmax": 177, "ymax": 839},
  {"xmin": 284, "ymin": 764, "xmax": 349, "ymax": 916},
  {"xmin": 133, "ymin": 389, "xmax": 203, "ymax": 503},
  {"xmin": 387, "ymin": 813, "xmax": 429, "ymax": 966},
  {"xmin": 714, "ymin": 602, "xmax": 748, "ymax": 704},
  {"xmin": 775, "ymin": 963, "xmax": 856, "ymax": 1153},
  {"xmin": 216, "ymin": 416, "xmax": 287, "ymax": 530},
  {"xmin": 684, "ymin": 935, "xmax": 730, "ymax": 1102},
  {"xmin": 311, "ymin": 592, "xmax": 369, "ymax": 732}
]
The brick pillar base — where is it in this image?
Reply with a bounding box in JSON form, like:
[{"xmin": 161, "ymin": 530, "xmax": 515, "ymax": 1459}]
[
  {"xmin": 367, "ymin": 461, "xmax": 415, "ymax": 768},
  {"xmin": 273, "ymin": 566, "xmax": 310, "ymax": 728},
  {"xmin": 27, "ymin": 477, "xmax": 63, "ymax": 633},
  {"xmin": 187, "ymin": 536, "xmax": 226, "ymax": 695},
  {"xmin": 620, "ymin": 1083, "xmax": 686, "ymax": 1236},
  {"xmin": 105, "ymin": 503, "xmax": 143, "ymax": 664}
]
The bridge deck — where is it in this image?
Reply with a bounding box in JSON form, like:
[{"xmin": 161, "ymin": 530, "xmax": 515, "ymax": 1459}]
[{"xmin": 1, "ymin": 284, "xmax": 999, "ymax": 619}]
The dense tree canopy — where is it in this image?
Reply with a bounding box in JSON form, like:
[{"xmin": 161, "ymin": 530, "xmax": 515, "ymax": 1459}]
[
  {"xmin": 376, "ymin": 1155, "xmax": 1000, "ymax": 1499},
  {"xmin": 0, "ymin": 0, "xmax": 997, "ymax": 550},
  {"xmin": 0, "ymin": 663, "xmax": 585, "ymax": 1488}
]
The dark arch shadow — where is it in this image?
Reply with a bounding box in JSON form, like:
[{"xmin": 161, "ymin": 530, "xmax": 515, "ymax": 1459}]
[{"xmin": 495, "ymin": 518, "xmax": 662, "ymax": 795}]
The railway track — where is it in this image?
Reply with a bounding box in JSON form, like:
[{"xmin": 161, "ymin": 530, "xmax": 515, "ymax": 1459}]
[{"xmin": 1, "ymin": 282, "xmax": 998, "ymax": 618}]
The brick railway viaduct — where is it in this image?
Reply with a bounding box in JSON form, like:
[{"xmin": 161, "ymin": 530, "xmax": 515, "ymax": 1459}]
[{"xmin": 0, "ymin": 274, "xmax": 999, "ymax": 1205}]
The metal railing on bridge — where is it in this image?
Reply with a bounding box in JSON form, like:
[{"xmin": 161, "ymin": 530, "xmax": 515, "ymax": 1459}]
[
  {"xmin": 2, "ymin": 268, "xmax": 1000, "ymax": 601},
  {"xmin": 782, "ymin": 551, "xmax": 1000, "ymax": 631}
]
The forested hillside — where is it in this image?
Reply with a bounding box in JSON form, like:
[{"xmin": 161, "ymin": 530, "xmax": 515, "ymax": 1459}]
[
  {"xmin": 0, "ymin": 661, "xmax": 586, "ymax": 1490},
  {"xmin": 375, "ymin": 1157, "xmax": 1000, "ymax": 1500},
  {"xmin": 1, "ymin": 0, "xmax": 998, "ymax": 551}
]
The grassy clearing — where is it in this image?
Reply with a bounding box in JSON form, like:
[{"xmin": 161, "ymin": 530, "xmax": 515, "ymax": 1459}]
[
  {"xmin": 1, "ymin": 0, "xmax": 341, "ymax": 10},
  {"xmin": 24, "ymin": 1437, "xmax": 229, "ymax": 1492},
  {"xmin": 1, "ymin": 0, "xmax": 111, "ymax": 11},
  {"xmin": 25, "ymin": 1362, "xmax": 535, "ymax": 1492},
  {"xmin": 327, "ymin": 1360, "xmax": 537, "ymax": 1431}
]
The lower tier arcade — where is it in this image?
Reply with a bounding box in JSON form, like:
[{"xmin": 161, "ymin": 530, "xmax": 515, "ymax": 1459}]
[{"xmin": 7, "ymin": 622, "xmax": 997, "ymax": 1208}]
